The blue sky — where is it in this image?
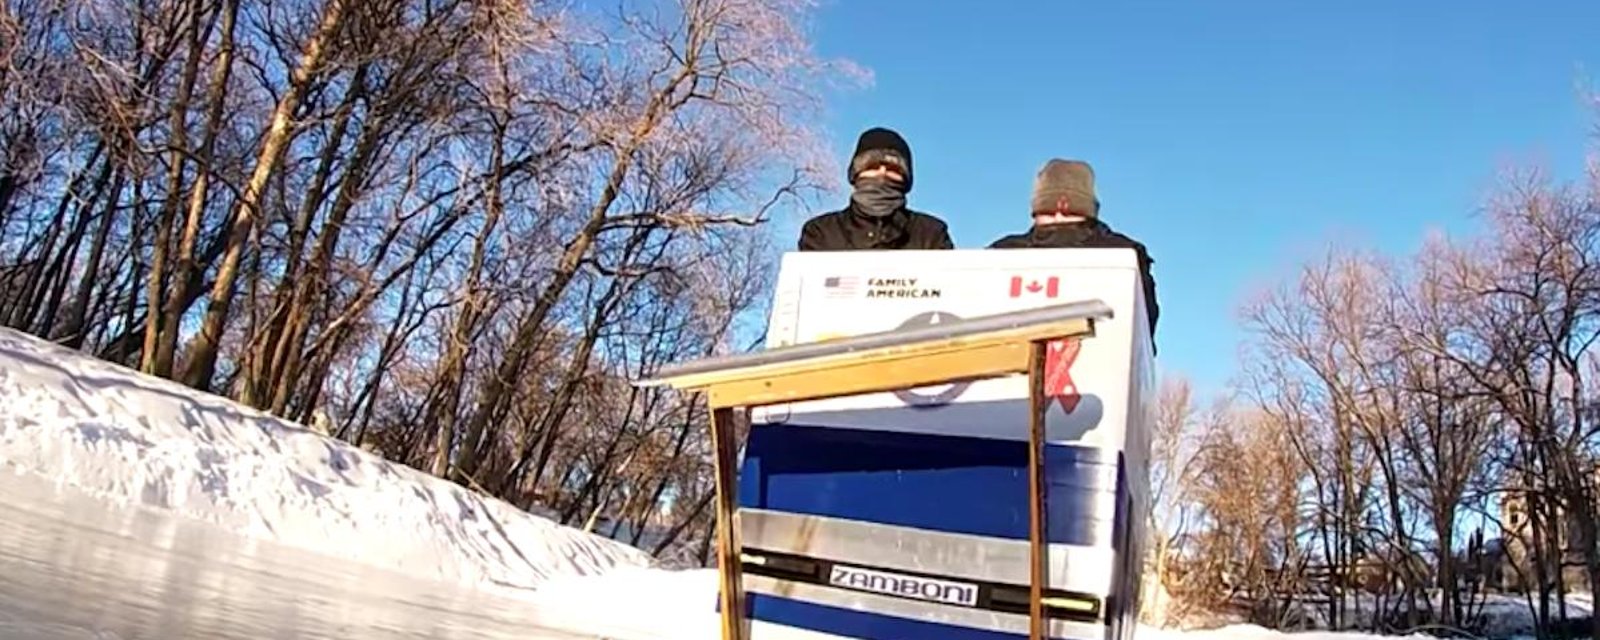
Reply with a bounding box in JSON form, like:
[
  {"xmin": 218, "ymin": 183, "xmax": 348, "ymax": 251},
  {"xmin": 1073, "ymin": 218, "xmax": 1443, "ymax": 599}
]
[{"xmin": 784, "ymin": 0, "xmax": 1599, "ymax": 398}]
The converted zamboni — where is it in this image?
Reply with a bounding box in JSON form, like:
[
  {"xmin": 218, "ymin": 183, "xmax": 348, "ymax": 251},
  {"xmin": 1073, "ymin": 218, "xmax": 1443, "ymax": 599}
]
[{"xmin": 639, "ymin": 247, "xmax": 1155, "ymax": 640}]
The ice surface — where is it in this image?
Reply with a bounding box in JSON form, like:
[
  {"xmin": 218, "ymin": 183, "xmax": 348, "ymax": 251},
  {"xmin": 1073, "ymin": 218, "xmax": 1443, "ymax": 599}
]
[
  {"xmin": 0, "ymin": 326, "xmax": 1585, "ymax": 639},
  {"xmin": 525, "ymin": 568, "xmax": 1466, "ymax": 639},
  {"xmin": 0, "ymin": 328, "xmax": 652, "ymax": 592}
]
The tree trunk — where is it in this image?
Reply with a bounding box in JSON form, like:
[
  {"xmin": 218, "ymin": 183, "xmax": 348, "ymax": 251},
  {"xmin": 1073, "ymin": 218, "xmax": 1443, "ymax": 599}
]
[
  {"xmin": 260, "ymin": 109, "xmax": 385, "ymax": 413},
  {"xmin": 142, "ymin": 0, "xmax": 214, "ymax": 371},
  {"xmin": 60, "ymin": 172, "xmax": 126, "ymax": 348},
  {"xmin": 153, "ymin": 0, "xmax": 239, "ymax": 378},
  {"xmin": 181, "ymin": 0, "xmax": 348, "ymax": 390},
  {"xmin": 454, "ymin": 62, "xmax": 689, "ymax": 485},
  {"xmin": 560, "ymin": 387, "xmax": 639, "ymax": 523},
  {"xmin": 427, "ymin": 119, "xmax": 508, "ymax": 478},
  {"xmin": 240, "ymin": 65, "xmax": 365, "ymax": 406},
  {"xmin": 630, "ymin": 400, "xmax": 700, "ymax": 545},
  {"xmin": 25, "ymin": 159, "xmax": 113, "ymax": 334},
  {"xmin": 652, "ymin": 490, "xmax": 714, "ymax": 557}
]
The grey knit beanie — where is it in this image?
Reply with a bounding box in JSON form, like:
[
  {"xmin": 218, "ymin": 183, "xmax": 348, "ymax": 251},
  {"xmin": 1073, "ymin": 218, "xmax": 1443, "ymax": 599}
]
[{"xmin": 1031, "ymin": 159, "xmax": 1099, "ymax": 217}]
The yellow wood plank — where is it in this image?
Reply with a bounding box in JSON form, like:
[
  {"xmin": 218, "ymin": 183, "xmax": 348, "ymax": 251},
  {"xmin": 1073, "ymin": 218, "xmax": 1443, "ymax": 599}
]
[
  {"xmin": 708, "ymin": 341, "xmax": 1031, "ymax": 409},
  {"xmin": 710, "ymin": 407, "xmax": 749, "ymax": 640},
  {"xmin": 664, "ymin": 316, "xmax": 1094, "ymax": 395},
  {"xmin": 1027, "ymin": 342, "xmax": 1049, "ymax": 640}
]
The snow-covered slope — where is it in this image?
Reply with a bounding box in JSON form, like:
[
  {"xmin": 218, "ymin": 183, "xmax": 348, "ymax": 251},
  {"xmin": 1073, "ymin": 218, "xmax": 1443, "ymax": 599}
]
[{"xmin": 0, "ymin": 328, "xmax": 652, "ymax": 591}]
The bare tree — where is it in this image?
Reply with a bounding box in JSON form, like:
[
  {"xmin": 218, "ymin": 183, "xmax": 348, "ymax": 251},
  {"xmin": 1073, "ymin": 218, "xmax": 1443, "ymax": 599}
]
[
  {"xmin": 180, "ymin": 0, "xmax": 352, "ymax": 390},
  {"xmin": 1176, "ymin": 402, "xmax": 1305, "ymax": 625},
  {"xmin": 1241, "ymin": 250, "xmax": 1392, "ymax": 631},
  {"xmin": 1431, "ymin": 168, "xmax": 1600, "ymax": 639},
  {"xmin": 1145, "ymin": 372, "xmax": 1202, "ymax": 624},
  {"xmin": 0, "ymin": 0, "xmax": 857, "ymax": 569},
  {"xmin": 1384, "ymin": 234, "xmax": 1501, "ymax": 628}
]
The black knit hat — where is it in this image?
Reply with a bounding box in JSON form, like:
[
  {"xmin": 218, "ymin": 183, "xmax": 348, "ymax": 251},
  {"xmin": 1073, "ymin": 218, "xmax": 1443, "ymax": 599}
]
[{"xmin": 848, "ymin": 127, "xmax": 913, "ymax": 192}]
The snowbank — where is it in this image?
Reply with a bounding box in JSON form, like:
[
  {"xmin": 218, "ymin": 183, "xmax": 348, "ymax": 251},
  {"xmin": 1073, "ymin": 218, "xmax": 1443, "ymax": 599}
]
[
  {"xmin": 1132, "ymin": 588, "xmax": 1591, "ymax": 640},
  {"xmin": 0, "ymin": 328, "xmax": 652, "ymax": 592},
  {"xmin": 1209, "ymin": 592, "xmax": 1595, "ymax": 640},
  {"xmin": 1407, "ymin": 592, "xmax": 1585, "ymax": 639},
  {"xmin": 1139, "ymin": 626, "xmax": 1437, "ymax": 640}
]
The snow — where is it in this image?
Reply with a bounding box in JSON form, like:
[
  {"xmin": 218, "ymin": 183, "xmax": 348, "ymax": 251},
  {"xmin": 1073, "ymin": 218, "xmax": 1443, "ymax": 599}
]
[
  {"xmin": 1138, "ymin": 628, "xmax": 1436, "ymax": 640},
  {"xmin": 0, "ymin": 328, "xmax": 652, "ymax": 592},
  {"xmin": 1184, "ymin": 592, "xmax": 1595, "ymax": 640},
  {"xmin": 1136, "ymin": 589, "xmax": 1593, "ymax": 640},
  {"xmin": 1450, "ymin": 593, "xmax": 1593, "ymax": 639}
]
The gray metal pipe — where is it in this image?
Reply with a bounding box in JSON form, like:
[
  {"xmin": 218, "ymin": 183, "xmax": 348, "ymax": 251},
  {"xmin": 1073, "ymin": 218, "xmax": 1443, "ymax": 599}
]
[{"xmin": 636, "ymin": 298, "xmax": 1114, "ymax": 385}]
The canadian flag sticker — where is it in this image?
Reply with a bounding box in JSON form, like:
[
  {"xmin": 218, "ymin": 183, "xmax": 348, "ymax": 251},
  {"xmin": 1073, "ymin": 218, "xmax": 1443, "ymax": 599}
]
[{"xmin": 1008, "ymin": 276, "xmax": 1060, "ymax": 298}]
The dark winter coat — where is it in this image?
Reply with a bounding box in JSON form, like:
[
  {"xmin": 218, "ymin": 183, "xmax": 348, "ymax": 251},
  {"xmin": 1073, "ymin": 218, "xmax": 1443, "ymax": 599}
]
[
  {"xmin": 988, "ymin": 219, "xmax": 1160, "ymax": 340},
  {"xmin": 797, "ymin": 206, "xmax": 955, "ymax": 252}
]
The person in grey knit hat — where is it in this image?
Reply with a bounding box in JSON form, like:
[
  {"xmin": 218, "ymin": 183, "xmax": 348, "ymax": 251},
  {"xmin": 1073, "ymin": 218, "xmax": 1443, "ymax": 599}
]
[
  {"xmin": 989, "ymin": 158, "xmax": 1160, "ymax": 340},
  {"xmin": 797, "ymin": 127, "xmax": 955, "ymax": 251},
  {"xmin": 1029, "ymin": 159, "xmax": 1100, "ymax": 221}
]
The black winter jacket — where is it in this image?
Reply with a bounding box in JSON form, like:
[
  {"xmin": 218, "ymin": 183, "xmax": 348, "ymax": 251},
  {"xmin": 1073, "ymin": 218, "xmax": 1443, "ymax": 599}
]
[
  {"xmin": 988, "ymin": 220, "xmax": 1160, "ymax": 341},
  {"xmin": 797, "ymin": 206, "xmax": 955, "ymax": 252}
]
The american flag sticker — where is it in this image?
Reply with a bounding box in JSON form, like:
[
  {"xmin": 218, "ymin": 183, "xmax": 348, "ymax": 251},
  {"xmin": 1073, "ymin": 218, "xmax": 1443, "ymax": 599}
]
[{"xmin": 823, "ymin": 275, "xmax": 861, "ymax": 298}]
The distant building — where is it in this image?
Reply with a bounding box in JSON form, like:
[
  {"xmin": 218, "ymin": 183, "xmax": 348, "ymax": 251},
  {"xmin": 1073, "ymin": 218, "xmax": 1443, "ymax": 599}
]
[{"xmin": 1496, "ymin": 461, "xmax": 1600, "ymax": 593}]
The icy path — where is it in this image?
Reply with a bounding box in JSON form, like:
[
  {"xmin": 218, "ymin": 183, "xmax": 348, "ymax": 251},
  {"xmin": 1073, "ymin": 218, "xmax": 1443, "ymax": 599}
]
[
  {"xmin": 0, "ymin": 465, "xmax": 598, "ymax": 639},
  {"xmin": 525, "ymin": 568, "xmax": 1449, "ymax": 640},
  {"xmin": 0, "ymin": 327, "xmax": 1577, "ymax": 640}
]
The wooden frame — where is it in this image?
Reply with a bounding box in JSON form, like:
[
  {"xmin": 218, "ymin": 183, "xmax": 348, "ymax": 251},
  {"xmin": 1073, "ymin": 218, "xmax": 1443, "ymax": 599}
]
[{"xmin": 635, "ymin": 300, "xmax": 1113, "ymax": 640}]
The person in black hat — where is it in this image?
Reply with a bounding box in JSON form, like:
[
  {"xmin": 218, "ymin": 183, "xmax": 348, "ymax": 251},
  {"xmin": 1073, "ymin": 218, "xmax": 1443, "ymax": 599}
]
[
  {"xmin": 796, "ymin": 127, "xmax": 955, "ymax": 251},
  {"xmin": 989, "ymin": 159, "xmax": 1160, "ymax": 339}
]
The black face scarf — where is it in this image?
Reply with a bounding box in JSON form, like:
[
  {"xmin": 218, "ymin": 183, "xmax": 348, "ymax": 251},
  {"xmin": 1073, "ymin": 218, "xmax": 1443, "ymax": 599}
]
[
  {"xmin": 849, "ymin": 177, "xmax": 906, "ymax": 218},
  {"xmin": 1018, "ymin": 217, "xmax": 1119, "ymax": 247}
]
